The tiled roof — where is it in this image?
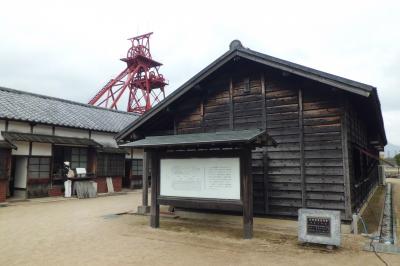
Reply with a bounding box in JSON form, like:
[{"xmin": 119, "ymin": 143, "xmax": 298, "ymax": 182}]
[{"xmin": 0, "ymin": 87, "xmax": 138, "ymax": 133}]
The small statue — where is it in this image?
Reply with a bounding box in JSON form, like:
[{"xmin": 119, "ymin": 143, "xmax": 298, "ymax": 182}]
[
  {"xmin": 63, "ymin": 161, "xmax": 74, "ymax": 178},
  {"xmin": 63, "ymin": 161, "xmax": 74, "ymax": 197}
]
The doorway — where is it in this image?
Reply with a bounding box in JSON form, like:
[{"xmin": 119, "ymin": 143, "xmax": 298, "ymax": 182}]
[{"xmin": 11, "ymin": 156, "xmax": 28, "ymax": 200}]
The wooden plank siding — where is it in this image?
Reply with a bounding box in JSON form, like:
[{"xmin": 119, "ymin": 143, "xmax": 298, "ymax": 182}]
[
  {"xmin": 345, "ymin": 99, "xmax": 380, "ymax": 213},
  {"xmin": 265, "ymin": 77, "xmax": 301, "ymax": 216},
  {"xmin": 302, "ymin": 88, "xmax": 346, "ymax": 214},
  {"xmin": 169, "ymin": 69, "xmax": 353, "ymax": 218},
  {"xmin": 232, "ymin": 76, "xmax": 266, "ymax": 213}
]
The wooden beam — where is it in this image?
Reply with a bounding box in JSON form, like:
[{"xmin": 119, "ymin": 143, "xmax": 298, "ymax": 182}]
[
  {"xmin": 341, "ymin": 99, "xmax": 352, "ymax": 219},
  {"xmin": 173, "ymin": 117, "xmax": 177, "ymax": 135},
  {"xmin": 201, "ymin": 92, "xmax": 206, "ymax": 132},
  {"xmin": 242, "ymin": 145, "xmax": 253, "ymax": 239},
  {"xmin": 229, "ymin": 77, "xmax": 234, "ymax": 130},
  {"xmin": 299, "ymin": 88, "xmax": 306, "ymax": 207},
  {"xmin": 261, "ymin": 74, "xmax": 267, "ymax": 130},
  {"xmin": 87, "ymin": 147, "xmax": 97, "ymax": 175},
  {"xmin": 158, "ymin": 196, "xmax": 242, "ymax": 211},
  {"xmin": 150, "ymin": 150, "xmax": 160, "ymax": 228},
  {"xmin": 261, "ymin": 73, "xmax": 269, "ymax": 213},
  {"xmin": 262, "ymin": 148, "xmax": 269, "ymax": 213},
  {"xmin": 142, "ymin": 151, "xmax": 149, "ymax": 207}
]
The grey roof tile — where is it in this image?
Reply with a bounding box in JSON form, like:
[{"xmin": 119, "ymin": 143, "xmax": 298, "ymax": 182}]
[{"xmin": 0, "ymin": 87, "xmax": 138, "ymax": 133}]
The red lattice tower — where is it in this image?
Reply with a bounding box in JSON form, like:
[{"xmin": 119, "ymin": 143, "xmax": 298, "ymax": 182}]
[{"xmin": 88, "ymin": 32, "xmax": 167, "ymax": 114}]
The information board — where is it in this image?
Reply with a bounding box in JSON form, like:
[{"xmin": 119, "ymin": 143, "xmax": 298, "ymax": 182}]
[{"xmin": 160, "ymin": 158, "xmax": 240, "ymax": 200}]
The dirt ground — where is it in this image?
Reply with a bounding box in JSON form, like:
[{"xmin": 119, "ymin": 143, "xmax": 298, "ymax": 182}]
[
  {"xmin": 359, "ymin": 185, "xmax": 385, "ymax": 234},
  {"xmin": 0, "ymin": 190, "xmax": 399, "ymax": 266}
]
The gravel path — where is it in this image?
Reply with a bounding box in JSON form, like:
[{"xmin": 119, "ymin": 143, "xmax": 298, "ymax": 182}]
[{"xmin": 0, "ymin": 190, "xmax": 398, "ymax": 266}]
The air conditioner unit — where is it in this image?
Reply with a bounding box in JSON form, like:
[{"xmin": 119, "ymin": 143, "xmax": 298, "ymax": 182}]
[{"xmin": 298, "ymin": 208, "xmax": 341, "ymax": 247}]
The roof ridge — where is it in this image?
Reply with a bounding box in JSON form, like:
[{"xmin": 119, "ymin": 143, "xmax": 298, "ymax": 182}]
[{"xmin": 0, "ymin": 86, "xmax": 138, "ymax": 116}]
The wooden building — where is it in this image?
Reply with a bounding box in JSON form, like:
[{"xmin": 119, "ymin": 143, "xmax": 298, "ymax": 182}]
[
  {"xmin": 117, "ymin": 40, "xmax": 386, "ymax": 221},
  {"xmin": 0, "ymin": 87, "xmax": 143, "ymax": 202}
]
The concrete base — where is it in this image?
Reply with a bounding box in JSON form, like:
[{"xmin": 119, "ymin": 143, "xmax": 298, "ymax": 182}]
[
  {"xmin": 137, "ymin": 205, "xmax": 150, "ymax": 214},
  {"xmin": 298, "ymin": 208, "xmax": 341, "ymax": 247}
]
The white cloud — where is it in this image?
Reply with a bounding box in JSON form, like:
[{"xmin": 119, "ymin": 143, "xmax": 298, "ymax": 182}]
[
  {"xmin": 0, "ymin": 0, "xmax": 400, "ymax": 143},
  {"xmin": 383, "ymin": 111, "xmax": 400, "ymax": 146}
]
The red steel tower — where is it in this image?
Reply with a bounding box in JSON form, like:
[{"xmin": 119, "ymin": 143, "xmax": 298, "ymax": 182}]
[{"xmin": 88, "ymin": 32, "xmax": 167, "ymax": 114}]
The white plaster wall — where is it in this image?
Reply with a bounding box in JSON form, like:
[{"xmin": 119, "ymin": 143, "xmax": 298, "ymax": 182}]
[
  {"xmin": 31, "ymin": 142, "xmax": 52, "ymax": 156},
  {"xmin": 0, "ymin": 120, "xmax": 5, "ymax": 140},
  {"xmin": 33, "ymin": 124, "xmax": 52, "ymax": 135},
  {"xmin": 14, "ymin": 157, "xmax": 28, "ymax": 189},
  {"xmin": 12, "ymin": 141, "xmax": 30, "ymax": 156},
  {"xmin": 54, "ymin": 127, "xmax": 89, "ymax": 138},
  {"xmin": 125, "ymin": 148, "xmax": 131, "ymax": 159},
  {"xmin": 126, "ymin": 148, "xmax": 144, "ymax": 159},
  {"xmin": 8, "ymin": 121, "xmax": 31, "ymax": 133},
  {"xmin": 91, "ymin": 131, "xmax": 118, "ymax": 148}
]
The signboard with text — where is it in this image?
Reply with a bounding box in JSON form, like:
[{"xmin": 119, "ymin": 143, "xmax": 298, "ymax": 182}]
[{"xmin": 160, "ymin": 158, "xmax": 240, "ymax": 200}]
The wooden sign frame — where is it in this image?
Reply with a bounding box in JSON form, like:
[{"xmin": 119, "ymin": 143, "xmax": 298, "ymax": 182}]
[{"xmin": 148, "ymin": 146, "xmax": 253, "ymax": 239}]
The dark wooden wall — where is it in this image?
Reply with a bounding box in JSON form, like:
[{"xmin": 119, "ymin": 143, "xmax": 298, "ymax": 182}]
[
  {"xmin": 263, "ymin": 76, "xmax": 346, "ymax": 217},
  {"xmin": 345, "ymin": 99, "xmax": 380, "ymax": 213},
  {"xmin": 302, "ymin": 87, "xmax": 345, "ymax": 213},
  {"xmin": 264, "ymin": 76, "xmax": 301, "ymax": 216},
  {"xmin": 137, "ymin": 61, "xmax": 380, "ymax": 220}
]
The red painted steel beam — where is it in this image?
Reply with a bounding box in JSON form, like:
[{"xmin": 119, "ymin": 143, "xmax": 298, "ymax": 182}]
[{"xmin": 88, "ymin": 32, "xmax": 167, "ymax": 114}]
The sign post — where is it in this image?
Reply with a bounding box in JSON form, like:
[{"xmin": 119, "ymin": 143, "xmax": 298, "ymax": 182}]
[{"xmin": 149, "ymin": 148, "xmax": 253, "ymax": 239}]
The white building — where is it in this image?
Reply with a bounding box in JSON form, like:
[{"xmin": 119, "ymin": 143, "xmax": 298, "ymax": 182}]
[{"xmin": 0, "ymin": 87, "xmax": 143, "ymax": 202}]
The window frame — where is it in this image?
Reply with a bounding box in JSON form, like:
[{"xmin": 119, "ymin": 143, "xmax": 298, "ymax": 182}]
[
  {"xmin": 70, "ymin": 147, "xmax": 88, "ymax": 169},
  {"xmin": 96, "ymin": 153, "xmax": 125, "ymax": 177},
  {"xmin": 131, "ymin": 159, "xmax": 143, "ymax": 176},
  {"xmin": 28, "ymin": 156, "xmax": 51, "ymax": 179}
]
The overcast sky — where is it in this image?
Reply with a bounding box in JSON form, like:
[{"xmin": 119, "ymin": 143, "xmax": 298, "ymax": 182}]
[{"xmin": 1, "ymin": 0, "xmax": 400, "ymax": 145}]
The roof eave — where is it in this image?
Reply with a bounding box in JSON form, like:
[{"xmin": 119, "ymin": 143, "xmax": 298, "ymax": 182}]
[
  {"xmin": 0, "ymin": 116, "xmax": 125, "ymax": 134},
  {"xmin": 236, "ymin": 50, "xmax": 372, "ymax": 97}
]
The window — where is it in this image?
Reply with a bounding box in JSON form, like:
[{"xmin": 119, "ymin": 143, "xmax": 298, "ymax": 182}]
[
  {"xmin": 131, "ymin": 159, "xmax": 143, "ymax": 176},
  {"xmin": 97, "ymin": 153, "xmax": 106, "ymax": 176},
  {"xmin": 97, "ymin": 153, "xmax": 124, "ymax": 177},
  {"xmin": 28, "ymin": 157, "xmax": 50, "ymax": 178},
  {"xmin": 243, "ymin": 77, "xmax": 250, "ymax": 94},
  {"xmin": 71, "ymin": 148, "xmax": 87, "ymax": 169},
  {"xmin": 52, "ymin": 146, "xmax": 89, "ymax": 178},
  {"xmin": 108, "ymin": 154, "xmax": 124, "ymax": 176}
]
